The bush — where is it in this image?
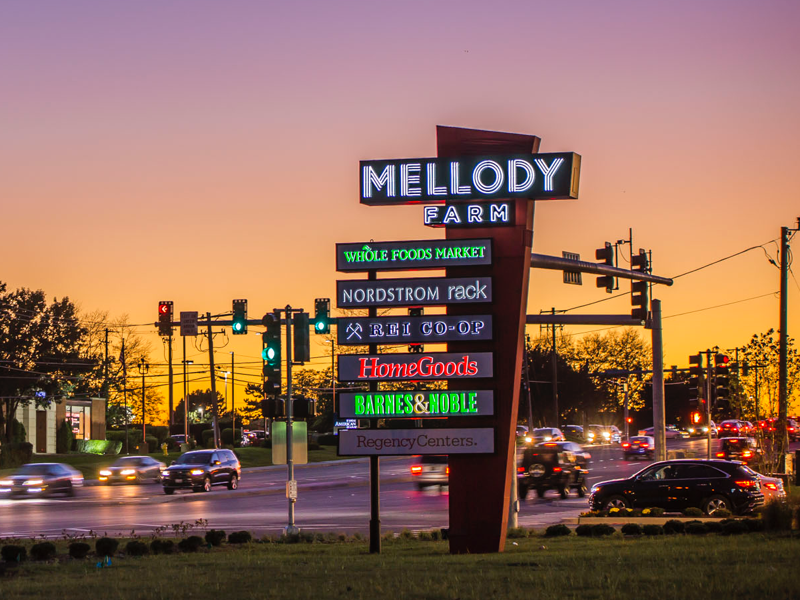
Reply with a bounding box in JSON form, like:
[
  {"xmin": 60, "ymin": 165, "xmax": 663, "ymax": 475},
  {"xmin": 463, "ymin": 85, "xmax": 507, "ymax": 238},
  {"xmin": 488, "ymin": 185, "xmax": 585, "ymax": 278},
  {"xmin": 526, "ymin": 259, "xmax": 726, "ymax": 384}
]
[
  {"xmin": 201, "ymin": 429, "xmax": 216, "ymax": 448},
  {"xmin": 318, "ymin": 433, "xmax": 337, "ymax": 446},
  {"xmin": 743, "ymin": 518, "xmax": 765, "ymax": 532},
  {"xmin": 307, "ymin": 441, "xmax": 320, "ymax": 451},
  {"xmin": 683, "ymin": 507, "xmax": 704, "ymax": 517},
  {"xmin": 1, "ymin": 545, "xmax": 27, "ymax": 563},
  {"xmin": 30, "ymin": 542, "xmax": 56, "ymax": 561},
  {"xmin": 621, "ymin": 523, "xmax": 642, "ymax": 536},
  {"xmin": 0, "ymin": 442, "xmax": 33, "ymax": 469},
  {"xmin": 399, "ymin": 529, "xmax": 414, "ymax": 540},
  {"xmin": 178, "ymin": 536, "xmax": 204, "ymax": 553},
  {"xmin": 592, "ymin": 524, "xmax": 616, "ymax": 537},
  {"xmin": 150, "ymin": 539, "xmax": 174, "ymax": 555},
  {"xmin": 95, "ymin": 537, "xmax": 119, "ymax": 557},
  {"xmin": 706, "ymin": 521, "xmax": 722, "ymax": 533},
  {"xmin": 663, "ymin": 520, "xmax": 685, "ymax": 535},
  {"xmin": 74, "ymin": 439, "xmax": 121, "ymax": 455},
  {"xmin": 205, "ymin": 530, "xmax": 226, "ymax": 547},
  {"xmin": 641, "ymin": 507, "xmax": 665, "ymax": 517},
  {"xmin": 507, "ymin": 527, "xmax": 529, "ymax": 539},
  {"xmin": 228, "ymin": 531, "xmax": 252, "ymax": 544},
  {"xmin": 149, "ymin": 425, "xmax": 170, "ymax": 444},
  {"xmin": 221, "ymin": 428, "xmax": 234, "ymax": 445},
  {"xmin": 607, "ymin": 507, "xmax": 634, "ymax": 517},
  {"xmin": 642, "ymin": 524, "xmax": 664, "ymax": 536},
  {"xmin": 56, "ymin": 419, "xmax": 73, "ymax": 454},
  {"xmin": 11, "ymin": 419, "xmax": 27, "ymax": 443},
  {"xmin": 685, "ymin": 521, "xmax": 709, "ymax": 535},
  {"xmin": 713, "ymin": 508, "xmax": 732, "ymax": 519},
  {"xmin": 575, "ymin": 524, "xmax": 594, "ymax": 537},
  {"xmin": 68, "ymin": 542, "xmax": 91, "ymax": 559},
  {"xmin": 759, "ymin": 499, "xmax": 794, "ymax": 531},
  {"xmin": 544, "ymin": 524, "xmax": 571, "ymax": 537},
  {"xmin": 722, "ymin": 520, "xmax": 748, "ymax": 535},
  {"xmin": 259, "ymin": 438, "xmax": 272, "ymax": 449},
  {"xmin": 125, "ymin": 540, "xmax": 149, "ymax": 556}
]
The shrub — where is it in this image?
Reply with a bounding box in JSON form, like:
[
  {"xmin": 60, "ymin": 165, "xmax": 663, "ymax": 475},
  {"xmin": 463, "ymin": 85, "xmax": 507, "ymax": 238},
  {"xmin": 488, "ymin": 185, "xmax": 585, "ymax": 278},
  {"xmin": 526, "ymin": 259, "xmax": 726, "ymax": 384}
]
[
  {"xmin": 178, "ymin": 536, "xmax": 204, "ymax": 552},
  {"xmin": 621, "ymin": 523, "xmax": 642, "ymax": 536},
  {"xmin": 149, "ymin": 425, "xmax": 170, "ymax": 444},
  {"xmin": 30, "ymin": 542, "xmax": 56, "ymax": 561},
  {"xmin": 575, "ymin": 524, "xmax": 594, "ymax": 537},
  {"xmin": 418, "ymin": 531, "xmax": 432, "ymax": 541},
  {"xmin": 399, "ymin": 529, "xmax": 414, "ymax": 540},
  {"xmin": 641, "ymin": 507, "xmax": 665, "ymax": 517},
  {"xmin": 125, "ymin": 541, "xmax": 149, "ymax": 557},
  {"xmin": 307, "ymin": 441, "xmax": 321, "ymax": 451},
  {"xmin": 713, "ymin": 508, "xmax": 732, "ymax": 519},
  {"xmin": 663, "ymin": 520, "xmax": 685, "ymax": 535},
  {"xmin": 11, "ymin": 419, "xmax": 27, "ymax": 443},
  {"xmin": 74, "ymin": 439, "xmax": 121, "ymax": 455},
  {"xmin": 1, "ymin": 545, "xmax": 27, "ymax": 563},
  {"xmin": 759, "ymin": 499, "xmax": 794, "ymax": 531},
  {"xmin": 205, "ymin": 530, "xmax": 226, "ymax": 547},
  {"xmin": 592, "ymin": 524, "xmax": 616, "ymax": 537},
  {"xmin": 722, "ymin": 520, "xmax": 748, "ymax": 535},
  {"xmin": 642, "ymin": 524, "xmax": 664, "ymax": 536},
  {"xmin": 544, "ymin": 524, "xmax": 571, "ymax": 537},
  {"xmin": 430, "ymin": 529, "xmax": 441, "ymax": 541},
  {"xmin": 150, "ymin": 539, "xmax": 174, "ymax": 555},
  {"xmin": 221, "ymin": 428, "xmax": 234, "ymax": 445},
  {"xmin": 743, "ymin": 518, "xmax": 765, "ymax": 532},
  {"xmin": 68, "ymin": 542, "xmax": 91, "ymax": 559},
  {"xmin": 201, "ymin": 430, "xmax": 216, "ymax": 448},
  {"xmin": 683, "ymin": 507, "xmax": 704, "ymax": 517},
  {"xmin": 685, "ymin": 521, "xmax": 709, "ymax": 535},
  {"xmin": 56, "ymin": 419, "xmax": 73, "ymax": 454},
  {"xmin": 0, "ymin": 442, "xmax": 33, "ymax": 469},
  {"xmin": 228, "ymin": 531, "xmax": 252, "ymax": 544},
  {"xmin": 259, "ymin": 439, "xmax": 272, "ymax": 449},
  {"xmin": 507, "ymin": 527, "xmax": 529, "ymax": 539},
  {"xmin": 706, "ymin": 521, "xmax": 722, "ymax": 533},
  {"xmin": 318, "ymin": 434, "xmax": 337, "ymax": 446},
  {"xmin": 95, "ymin": 537, "xmax": 119, "ymax": 557}
]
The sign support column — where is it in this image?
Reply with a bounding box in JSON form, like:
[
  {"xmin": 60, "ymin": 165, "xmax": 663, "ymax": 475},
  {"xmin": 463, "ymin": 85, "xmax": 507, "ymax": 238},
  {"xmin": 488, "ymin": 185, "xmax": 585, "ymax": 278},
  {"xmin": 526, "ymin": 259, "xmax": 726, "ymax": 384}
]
[{"xmin": 368, "ymin": 271, "xmax": 381, "ymax": 554}]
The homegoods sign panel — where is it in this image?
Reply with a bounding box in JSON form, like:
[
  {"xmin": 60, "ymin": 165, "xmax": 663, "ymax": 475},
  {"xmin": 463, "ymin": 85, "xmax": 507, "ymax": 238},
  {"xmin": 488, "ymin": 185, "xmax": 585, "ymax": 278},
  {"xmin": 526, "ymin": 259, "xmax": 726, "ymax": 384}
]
[
  {"xmin": 338, "ymin": 352, "xmax": 493, "ymax": 382},
  {"xmin": 338, "ymin": 428, "xmax": 495, "ymax": 456}
]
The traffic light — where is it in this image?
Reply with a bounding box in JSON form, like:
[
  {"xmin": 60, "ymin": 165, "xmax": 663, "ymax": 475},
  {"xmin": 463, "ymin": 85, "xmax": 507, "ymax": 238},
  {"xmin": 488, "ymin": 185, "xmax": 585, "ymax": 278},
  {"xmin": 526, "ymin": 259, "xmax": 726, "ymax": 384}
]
[
  {"xmin": 688, "ymin": 354, "xmax": 703, "ymax": 406},
  {"xmin": 262, "ymin": 312, "xmax": 282, "ymax": 396},
  {"xmin": 158, "ymin": 301, "xmax": 173, "ymax": 337},
  {"xmin": 741, "ymin": 362, "xmax": 750, "ymax": 377},
  {"xmin": 630, "ymin": 249, "xmax": 649, "ymax": 320},
  {"xmin": 691, "ymin": 411, "xmax": 703, "ymax": 425},
  {"xmin": 595, "ymin": 242, "xmax": 615, "ymax": 293},
  {"xmin": 408, "ymin": 307, "xmax": 423, "ymax": 353},
  {"xmin": 261, "ymin": 397, "xmax": 284, "ymax": 418},
  {"xmin": 293, "ymin": 312, "xmax": 310, "ymax": 363},
  {"xmin": 232, "ymin": 299, "xmax": 248, "ymax": 335},
  {"xmin": 292, "ymin": 397, "xmax": 315, "ymax": 419},
  {"xmin": 714, "ymin": 353, "xmax": 730, "ymax": 402},
  {"xmin": 314, "ymin": 298, "xmax": 330, "ymax": 334}
]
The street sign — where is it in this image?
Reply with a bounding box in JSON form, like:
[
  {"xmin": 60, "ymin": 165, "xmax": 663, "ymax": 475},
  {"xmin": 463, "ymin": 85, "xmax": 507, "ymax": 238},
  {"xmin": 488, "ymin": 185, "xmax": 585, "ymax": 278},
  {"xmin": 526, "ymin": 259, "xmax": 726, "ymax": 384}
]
[
  {"xmin": 423, "ymin": 202, "xmax": 514, "ymax": 228},
  {"xmin": 286, "ymin": 480, "xmax": 297, "ymax": 500},
  {"xmin": 338, "ymin": 428, "xmax": 495, "ymax": 456},
  {"xmin": 271, "ymin": 421, "xmax": 308, "ymax": 465},
  {"xmin": 337, "ymin": 315, "xmax": 492, "ymax": 345},
  {"xmin": 337, "ymin": 277, "xmax": 491, "ymax": 308},
  {"xmin": 336, "ymin": 238, "xmax": 492, "ymax": 272},
  {"xmin": 360, "ymin": 152, "xmax": 581, "ymax": 205},
  {"xmin": 338, "ymin": 352, "xmax": 493, "ymax": 382},
  {"xmin": 179, "ymin": 311, "xmax": 198, "ymax": 337},
  {"xmin": 562, "ymin": 251, "xmax": 582, "ymax": 285},
  {"xmin": 338, "ymin": 390, "xmax": 494, "ymax": 419}
]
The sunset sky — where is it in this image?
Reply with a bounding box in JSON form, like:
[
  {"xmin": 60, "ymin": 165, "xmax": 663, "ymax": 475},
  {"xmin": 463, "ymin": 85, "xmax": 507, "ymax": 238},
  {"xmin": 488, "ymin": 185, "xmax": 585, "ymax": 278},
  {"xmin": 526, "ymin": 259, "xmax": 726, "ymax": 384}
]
[{"xmin": 2, "ymin": 0, "xmax": 799, "ymax": 415}]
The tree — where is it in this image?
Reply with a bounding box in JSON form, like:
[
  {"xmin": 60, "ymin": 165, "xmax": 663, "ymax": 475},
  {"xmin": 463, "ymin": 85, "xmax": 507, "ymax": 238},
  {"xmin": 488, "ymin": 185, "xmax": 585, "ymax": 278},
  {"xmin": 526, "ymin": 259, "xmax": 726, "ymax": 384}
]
[
  {"xmin": 739, "ymin": 329, "xmax": 800, "ymax": 420},
  {"xmin": 173, "ymin": 389, "xmax": 224, "ymax": 424}
]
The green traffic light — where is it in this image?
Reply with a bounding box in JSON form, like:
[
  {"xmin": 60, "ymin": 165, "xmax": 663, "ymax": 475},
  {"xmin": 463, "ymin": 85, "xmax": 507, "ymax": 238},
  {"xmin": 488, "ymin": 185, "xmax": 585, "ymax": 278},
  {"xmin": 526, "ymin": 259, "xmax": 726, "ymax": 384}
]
[
  {"xmin": 233, "ymin": 322, "xmax": 243, "ymax": 332},
  {"xmin": 315, "ymin": 320, "xmax": 325, "ymax": 331}
]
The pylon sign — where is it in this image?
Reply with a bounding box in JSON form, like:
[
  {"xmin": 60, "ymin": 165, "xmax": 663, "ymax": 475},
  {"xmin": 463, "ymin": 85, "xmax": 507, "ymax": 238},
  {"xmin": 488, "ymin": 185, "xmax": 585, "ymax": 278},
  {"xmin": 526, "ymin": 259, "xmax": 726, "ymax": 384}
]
[{"xmin": 340, "ymin": 125, "xmax": 581, "ymax": 555}]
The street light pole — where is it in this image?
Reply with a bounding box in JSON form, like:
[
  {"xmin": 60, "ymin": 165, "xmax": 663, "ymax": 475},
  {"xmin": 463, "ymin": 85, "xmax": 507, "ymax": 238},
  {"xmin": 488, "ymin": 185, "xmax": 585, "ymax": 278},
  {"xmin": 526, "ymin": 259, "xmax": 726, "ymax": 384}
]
[
  {"xmin": 231, "ymin": 351, "xmax": 235, "ymax": 446},
  {"xmin": 138, "ymin": 358, "xmax": 149, "ymax": 444}
]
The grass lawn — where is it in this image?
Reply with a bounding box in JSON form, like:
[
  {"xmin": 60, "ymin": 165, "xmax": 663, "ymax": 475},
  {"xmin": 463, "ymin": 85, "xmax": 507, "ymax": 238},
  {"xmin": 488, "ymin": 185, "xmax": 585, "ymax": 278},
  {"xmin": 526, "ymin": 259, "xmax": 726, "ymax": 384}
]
[
  {"xmin": 1, "ymin": 533, "xmax": 799, "ymax": 599},
  {"xmin": 0, "ymin": 445, "xmax": 345, "ymax": 479}
]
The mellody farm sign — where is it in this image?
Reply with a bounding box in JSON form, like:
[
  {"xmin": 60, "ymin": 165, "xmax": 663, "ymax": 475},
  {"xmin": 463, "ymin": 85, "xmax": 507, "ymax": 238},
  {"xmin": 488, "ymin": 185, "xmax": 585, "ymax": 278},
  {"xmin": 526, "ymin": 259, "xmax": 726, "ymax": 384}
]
[
  {"xmin": 336, "ymin": 239, "xmax": 491, "ymax": 272},
  {"xmin": 360, "ymin": 152, "xmax": 580, "ymax": 205}
]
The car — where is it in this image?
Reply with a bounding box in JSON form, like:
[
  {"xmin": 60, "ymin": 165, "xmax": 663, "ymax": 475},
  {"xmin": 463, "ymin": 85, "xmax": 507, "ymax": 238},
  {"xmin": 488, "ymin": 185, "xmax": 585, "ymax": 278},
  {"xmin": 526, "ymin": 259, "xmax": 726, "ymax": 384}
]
[
  {"xmin": 719, "ymin": 420, "xmax": 745, "ymax": 438},
  {"xmin": 686, "ymin": 420, "xmax": 718, "ymax": 438},
  {"xmin": 714, "ymin": 437, "xmax": 760, "ymax": 465},
  {"xmin": 98, "ymin": 456, "xmax": 166, "ymax": 484},
  {"xmin": 241, "ymin": 429, "xmax": 268, "ymax": 447},
  {"xmin": 517, "ymin": 442, "xmax": 589, "ymax": 500},
  {"xmin": 411, "ymin": 455, "xmax": 448, "ymax": 490},
  {"xmin": 622, "ymin": 436, "xmax": 654, "ymax": 460},
  {"xmin": 529, "ymin": 428, "xmax": 565, "ymax": 443},
  {"xmin": 587, "ymin": 424, "xmax": 621, "ymax": 444},
  {"xmin": 637, "ymin": 426, "xmax": 689, "ymax": 440},
  {"xmin": 758, "ymin": 474, "xmax": 786, "ymax": 503},
  {"xmin": 760, "ymin": 418, "xmax": 800, "ymax": 441},
  {"xmin": 589, "ymin": 459, "xmax": 765, "ymax": 516},
  {"xmin": 563, "ymin": 425, "xmax": 585, "ymax": 441},
  {"xmin": 0, "ymin": 463, "xmax": 84, "ymax": 498},
  {"xmin": 161, "ymin": 449, "xmax": 241, "ymax": 494}
]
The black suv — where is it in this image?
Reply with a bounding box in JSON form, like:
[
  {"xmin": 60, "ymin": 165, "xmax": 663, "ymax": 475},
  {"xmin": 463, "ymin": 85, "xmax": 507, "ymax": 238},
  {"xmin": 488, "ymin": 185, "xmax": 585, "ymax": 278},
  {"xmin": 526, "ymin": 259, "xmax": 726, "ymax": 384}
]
[
  {"xmin": 589, "ymin": 459, "xmax": 764, "ymax": 515},
  {"xmin": 161, "ymin": 449, "xmax": 241, "ymax": 494},
  {"xmin": 518, "ymin": 442, "xmax": 589, "ymax": 500}
]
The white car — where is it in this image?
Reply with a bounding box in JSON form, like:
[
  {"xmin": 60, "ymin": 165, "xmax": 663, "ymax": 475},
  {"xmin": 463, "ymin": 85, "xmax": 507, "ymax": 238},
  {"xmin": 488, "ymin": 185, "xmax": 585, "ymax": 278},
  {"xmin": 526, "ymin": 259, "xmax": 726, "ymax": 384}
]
[{"xmin": 638, "ymin": 426, "xmax": 688, "ymax": 439}]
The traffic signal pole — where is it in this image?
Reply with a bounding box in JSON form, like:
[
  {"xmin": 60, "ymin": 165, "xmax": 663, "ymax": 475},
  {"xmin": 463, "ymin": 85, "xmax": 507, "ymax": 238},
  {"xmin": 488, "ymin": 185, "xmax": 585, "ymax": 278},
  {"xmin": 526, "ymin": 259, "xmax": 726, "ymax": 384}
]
[
  {"xmin": 284, "ymin": 306, "xmax": 299, "ymax": 536},
  {"xmin": 650, "ymin": 300, "xmax": 666, "ymax": 461},
  {"xmin": 206, "ymin": 312, "xmax": 221, "ymax": 449},
  {"xmin": 705, "ymin": 350, "xmax": 713, "ymax": 460}
]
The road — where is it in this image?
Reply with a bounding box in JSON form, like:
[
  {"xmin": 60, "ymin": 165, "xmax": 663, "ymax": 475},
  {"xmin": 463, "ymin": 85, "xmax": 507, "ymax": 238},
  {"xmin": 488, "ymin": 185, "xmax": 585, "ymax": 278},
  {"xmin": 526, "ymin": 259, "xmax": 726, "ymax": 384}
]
[{"xmin": 0, "ymin": 437, "xmax": 781, "ymax": 538}]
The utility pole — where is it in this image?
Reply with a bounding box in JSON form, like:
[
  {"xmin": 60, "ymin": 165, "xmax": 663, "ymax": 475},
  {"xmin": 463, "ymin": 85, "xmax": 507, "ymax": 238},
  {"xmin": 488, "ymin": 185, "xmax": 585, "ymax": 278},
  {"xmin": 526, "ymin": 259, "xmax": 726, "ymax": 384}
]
[
  {"xmin": 523, "ymin": 334, "xmax": 534, "ymax": 433},
  {"xmin": 651, "ymin": 299, "xmax": 666, "ymax": 461},
  {"xmin": 206, "ymin": 312, "xmax": 220, "ymax": 449},
  {"xmin": 284, "ymin": 306, "xmax": 299, "ymax": 536},
  {"xmin": 231, "ymin": 351, "xmax": 235, "ymax": 446},
  {"xmin": 103, "ymin": 328, "xmax": 110, "ymax": 405},
  {"xmin": 168, "ymin": 334, "xmax": 174, "ymax": 425},
  {"xmin": 705, "ymin": 349, "xmax": 713, "ymax": 460},
  {"xmin": 138, "ymin": 358, "xmax": 149, "ymax": 442},
  {"xmin": 183, "ymin": 336, "xmax": 189, "ymax": 444},
  {"xmin": 623, "ymin": 380, "xmax": 629, "ymax": 441},
  {"xmin": 551, "ymin": 308, "xmax": 559, "ymax": 427},
  {"xmin": 778, "ymin": 220, "xmax": 799, "ymax": 448},
  {"xmin": 121, "ymin": 337, "xmax": 128, "ymax": 454}
]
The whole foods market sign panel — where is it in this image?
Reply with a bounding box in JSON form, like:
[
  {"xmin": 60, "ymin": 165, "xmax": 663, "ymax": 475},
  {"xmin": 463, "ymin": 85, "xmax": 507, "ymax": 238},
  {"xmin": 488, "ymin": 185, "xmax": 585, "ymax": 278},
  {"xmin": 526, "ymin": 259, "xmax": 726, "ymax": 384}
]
[
  {"xmin": 337, "ymin": 277, "xmax": 491, "ymax": 308},
  {"xmin": 338, "ymin": 352, "xmax": 493, "ymax": 382},
  {"xmin": 337, "ymin": 315, "xmax": 491, "ymax": 345},
  {"xmin": 336, "ymin": 238, "xmax": 491, "ymax": 272},
  {"xmin": 360, "ymin": 152, "xmax": 580, "ymax": 205},
  {"xmin": 338, "ymin": 390, "xmax": 494, "ymax": 419},
  {"xmin": 338, "ymin": 428, "xmax": 495, "ymax": 456}
]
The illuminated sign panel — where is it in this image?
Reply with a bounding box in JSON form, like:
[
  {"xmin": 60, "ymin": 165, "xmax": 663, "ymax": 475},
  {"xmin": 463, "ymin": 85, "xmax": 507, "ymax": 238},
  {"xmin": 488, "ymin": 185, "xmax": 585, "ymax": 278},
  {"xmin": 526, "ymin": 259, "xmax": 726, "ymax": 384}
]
[
  {"xmin": 338, "ymin": 352, "xmax": 493, "ymax": 382},
  {"xmin": 336, "ymin": 238, "xmax": 492, "ymax": 272},
  {"xmin": 337, "ymin": 315, "xmax": 492, "ymax": 345},
  {"xmin": 423, "ymin": 202, "xmax": 514, "ymax": 228},
  {"xmin": 338, "ymin": 428, "xmax": 495, "ymax": 456},
  {"xmin": 360, "ymin": 152, "xmax": 580, "ymax": 205},
  {"xmin": 338, "ymin": 390, "xmax": 494, "ymax": 419},
  {"xmin": 337, "ymin": 277, "xmax": 491, "ymax": 308}
]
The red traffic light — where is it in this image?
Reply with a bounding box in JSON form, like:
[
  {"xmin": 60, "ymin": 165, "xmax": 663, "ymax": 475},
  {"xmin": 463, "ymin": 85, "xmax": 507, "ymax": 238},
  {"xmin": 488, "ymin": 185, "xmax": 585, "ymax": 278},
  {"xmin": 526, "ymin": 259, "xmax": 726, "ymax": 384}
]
[{"xmin": 159, "ymin": 302, "xmax": 171, "ymax": 315}]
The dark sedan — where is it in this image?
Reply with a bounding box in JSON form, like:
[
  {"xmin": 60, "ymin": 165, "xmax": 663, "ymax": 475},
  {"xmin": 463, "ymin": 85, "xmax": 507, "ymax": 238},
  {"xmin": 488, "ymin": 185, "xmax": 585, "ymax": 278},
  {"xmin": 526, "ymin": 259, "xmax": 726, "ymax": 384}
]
[
  {"xmin": 161, "ymin": 449, "xmax": 241, "ymax": 494},
  {"xmin": 589, "ymin": 459, "xmax": 764, "ymax": 516},
  {"xmin": 0, "ymin": 463, "xmax": 84, "ymax": 498},
  {"xmin": 98, "ymin": 456, "xmax": 166, "ymax": 484}
]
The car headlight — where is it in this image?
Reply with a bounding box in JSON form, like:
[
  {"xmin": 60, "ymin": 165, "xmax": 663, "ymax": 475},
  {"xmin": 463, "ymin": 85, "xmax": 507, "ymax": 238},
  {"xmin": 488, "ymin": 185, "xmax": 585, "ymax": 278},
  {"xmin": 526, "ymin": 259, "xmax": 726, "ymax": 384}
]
[
  {"xmin": 603, "ymin": 432, "xmax": 611, "ymax": 439},
  {"xmin": 190, "ymin": 469, "xmax": 205, "ymax": 476},
  {"xmin": 702, "ymin": 427, "xmax": 709, "ymax": 432},
  {"xmin": 99, "ymin": 470, "xmax": 112, "ymax": 477},
  {"xmin": 23, "ymin": 479, "xmax": 44, "ymax": 486},
  {"xmin": 0, "ymin": 479, "xmax": 12, "ymax": 486},
  {"xmin": 590, "ymin": 484, "xmax": 602, "ymax": 494},
  {"xmin": 544, "ymin": 436, "xmax": 551, "ymax": 441},
  {"xmin": 121, "ymin": 469, "xmax": 136, "ymax": 476}
]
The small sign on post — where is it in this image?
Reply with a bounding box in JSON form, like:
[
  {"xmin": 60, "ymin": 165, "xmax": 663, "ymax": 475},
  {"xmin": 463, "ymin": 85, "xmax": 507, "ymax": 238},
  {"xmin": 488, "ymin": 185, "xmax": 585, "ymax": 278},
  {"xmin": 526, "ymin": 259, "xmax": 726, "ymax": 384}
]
[
  {"xmin": 562, "ymin": 252, "xmax": 582, "ymax": 285},
  {"xmin": 180, "ymin": 311, "xmax": 198, "ymax": 337},
  {"xmin": 286, "ymin": 480, "xmax": 298, "ymax": 500}
]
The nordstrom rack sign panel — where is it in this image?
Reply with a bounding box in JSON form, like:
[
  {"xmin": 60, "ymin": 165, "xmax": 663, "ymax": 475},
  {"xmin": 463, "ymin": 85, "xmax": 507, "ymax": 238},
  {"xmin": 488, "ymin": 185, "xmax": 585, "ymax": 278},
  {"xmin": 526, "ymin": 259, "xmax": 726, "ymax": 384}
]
[
  {"xmin": 360, "ymin": 152, "xmax": 581, "ymax": 205},
  {"xmin": 337, "ymin": 277, "xmax": 491, "ymax": 308},
  {"xmin": 336, "ymin": 238, "xmax": 492, "ymax": 272}
]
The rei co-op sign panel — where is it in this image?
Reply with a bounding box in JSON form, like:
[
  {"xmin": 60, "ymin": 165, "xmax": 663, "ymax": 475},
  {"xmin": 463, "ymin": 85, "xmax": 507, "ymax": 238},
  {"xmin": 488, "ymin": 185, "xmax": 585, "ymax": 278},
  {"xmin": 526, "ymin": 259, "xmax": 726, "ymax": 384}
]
[
  {"xmin": 360, "ymin": 152, "xmax": 580, "ymax": 205},
  {"xmin": 337, "ymin": 314, "xmax": 491, "ymax": 345},
  {"xmin": 338, "ymin": 352, "xmax": 493, "ymax": 382},
  {"xmin": 337, "ymin": 277, "xmax": 491, "ymax": 308},
  {"xmin": 336, "ymin": 238, "xmax": 491, "ymax": 272},
  {"xmin": 338, "ymin": 428, "xmax": 495, "ymax": 456},
  {"xmin": 338, "ymin": 390, "xmax": 494, "ymax": 419}
]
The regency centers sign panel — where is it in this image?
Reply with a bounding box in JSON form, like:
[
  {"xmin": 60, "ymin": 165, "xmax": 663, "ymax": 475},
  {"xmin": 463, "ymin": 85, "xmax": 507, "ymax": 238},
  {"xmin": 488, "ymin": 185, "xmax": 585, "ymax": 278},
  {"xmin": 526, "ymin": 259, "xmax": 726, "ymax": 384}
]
[{"xmin": 338, "ymin": 428, "xmax": 495, "ymax": 456}]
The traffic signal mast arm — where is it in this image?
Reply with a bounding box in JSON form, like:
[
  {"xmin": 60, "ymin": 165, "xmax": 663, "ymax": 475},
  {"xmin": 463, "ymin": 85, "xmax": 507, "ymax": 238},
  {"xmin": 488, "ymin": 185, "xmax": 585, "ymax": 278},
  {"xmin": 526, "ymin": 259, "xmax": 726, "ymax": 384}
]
[{"xmin": 530, "ymin": 252, "xmax": 673, "ymax": 286}]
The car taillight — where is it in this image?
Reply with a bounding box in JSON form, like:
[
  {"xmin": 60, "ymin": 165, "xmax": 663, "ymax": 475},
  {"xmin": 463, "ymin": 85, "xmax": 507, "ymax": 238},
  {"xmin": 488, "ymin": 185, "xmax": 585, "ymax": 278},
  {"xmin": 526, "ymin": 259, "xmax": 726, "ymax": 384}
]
[
  {"xmin": 410, "ymin": 465, "xmax": 423, "ymax": 475},
  {"xmin": 716, "ymin": 452, "xmax": 725, "ymax": 458},
  {"xmin": 517, "ymin": 467, "xmax": 526, "ymax": 473},
  {"xmin": 553, "ymin": 467, "xmax": 562, "ymax": 473},
  {"xmin": 734, "ymin": 479, "xmax": 758, "ymax": 489},
  {"xmin": 640, "ymin": 443, "xmax": 649, "ymax": 448},
  {"xmin": 445, "ymin": 466, "xmax": 450, "ymax": 476},
  {"xmin": 742, "ymin": 451, "xmax": 753, "ymax": 458},
  {"xmin": 764, "ymin": 482, "xmax": 778, "ymax": 490},
  {"xmin": 622, "ymin": 443, "xmax": 630, "ymax": 448}
]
